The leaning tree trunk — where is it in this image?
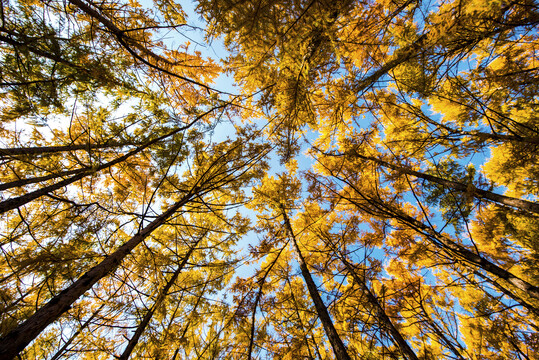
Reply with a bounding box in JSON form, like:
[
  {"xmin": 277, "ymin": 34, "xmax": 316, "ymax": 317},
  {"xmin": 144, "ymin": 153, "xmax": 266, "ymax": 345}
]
[
  {"xmin": 286, "ymin": 276, "xmax": 317, "ymax": 360},
  {"xmin": 0, "ymin": 141, "xmax": 133, "ymax": 158},
  {"xmin": 0, "ymin": 168, "xmax": 87, "ymax": 192},
  {"xmin": 118, "ymin": 235, "xmax": 202, "ymax": 360},
  {"xmin": 352, "ymin": 7, "xmax": 538, "ymax": 94},
  {"xmin": 472, "ymin": 270, "xmax": 539, "ymax": 318},
  {"xmin": 0, "ymin": 107, "xmax": 213, "ymax": 214},
  {"xmin": 247, "ymin": 244, "xmax": 287, "ymax": 360},
  {"xmin": 461, "ymin": 131, "xmax": 539, "ymax": 145},
  {"xmin": 0, "ymin": 191, "xmax": 196, "ymax": 359},
  {"xmin": 415, "ymin": 295, "xmax": 467, "ymax": 360},
  {"xmin": 281, "ymin": 206, "xmax": 352, "ymax": 360},
  {"xmin": 340, "ymin": 187, "xmax": 539, "ymax": 305},
  {"xmin": 0, "ymin": 134, "xmax": 164, "ymax": 214},
  {"xmin": 400, "ymin": 210, "xmax": 539, "ymax": 302},
  {"xmin": 339, "ymin": 256, "xmax": 419, "ymax": 360},
  {"xmin": 347, "ymin": 151, "xmax": 539, "ymax": 215}
]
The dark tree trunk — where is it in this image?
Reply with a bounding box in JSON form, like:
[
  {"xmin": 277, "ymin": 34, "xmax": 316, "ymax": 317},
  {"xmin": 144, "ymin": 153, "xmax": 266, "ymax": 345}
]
[
  {"xmin": 340, "ymin": 257, "xmax": 419, "ymax": 360},
  {"xmin": 402, "ymin": 211, "xmax": 539, "ymax": 301},
  {"xmin": 118, "ymin": 236, "xmax": 201, "ymax": 360},
  {"xmin": 281, "ymin": 207, "xmax": 352, "ymax": 360},
  {"xmin": 0, "ymin": 110, "xmax": 208, "ymax": 214},
  {"xmin": 314, "ymin": 154, "xmax": 539, "ymax": 307},
  {"xmin": 0, "ymin": 168, "xmax": 86, "ymax": 191},
  {"xmin": 340, "ymin": 187, "xmax": 539, "ymax": 304},
  {"xmin": 0, "ymin": 191, "xmax": 195, "ymax": 359},
  {"xmin": 0, "ymin": 141, "xmax": 132, "ymax": 158},
  {"xmin": 349, "ymin": 152, "xmax": 539, "ymax": 214}
]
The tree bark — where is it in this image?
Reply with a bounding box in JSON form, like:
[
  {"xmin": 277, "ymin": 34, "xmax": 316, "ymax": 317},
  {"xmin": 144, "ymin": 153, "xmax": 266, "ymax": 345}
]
[
  {"xmin": 399, "ymin": 210, "xmax": 539, "ymax": 302},
  {"xmin": 466, "ymin": 131, "xmax": 539, "ymax": 145},
  {"xmin": 415, "ymin": 296, "xmax": 466, "ymax": 360},
  {"xmin": 247, "ymin": 244, "xmax": 287, "ymax": 360},
  {"xmin": 348, "ymin": 151, "xmax": 539, "ymax": 215},
  {"xmin": 281, "ymin": 207, "xmax": 352, "ymax": 360},
  {"xmin": 0, "ymin": 191, "xmax": 195, "ymax": 359},
  {"xmin": 339, "ymin": 257, "xmax": 419, "ymax": 360},
  {"xmin": 351, "ymin": 8, "xmax": 539, "ymax": 95},
  {"xmin": 0, "ymin": 141, "xmax": 132, "ymax": 158},
  {"xmin": 118, "ymin": 236, "xmax": 201, "ymax": 360},
  {"xmin": 66, "ymin": 0, "xmax": 219, "ymax": 93},
  {"xmin": 340, "ymin": 186, "xmax": 539, "ymax": 304},
  {"xmin": 286, "ymin": 277, "xmax": 316, "ymax": 360},
  {"xmin": 472, "ymin": 270, "xmax": 539, "ymax": 318},
  {"xmin": 0, "ymin": 168, "xmax": 86, "ymax": 191},
  {"xmin": 0, "ymin": 143, "xmax": 146, "ymax": 214},
  {"xmin": 0, "ymin": 107, "xmax": 211, "ymax": 214}
]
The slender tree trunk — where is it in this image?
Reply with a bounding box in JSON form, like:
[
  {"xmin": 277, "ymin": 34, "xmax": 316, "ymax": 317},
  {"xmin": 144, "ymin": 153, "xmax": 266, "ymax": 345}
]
[
  {"xmin": 0, "ymin": 107, "xmax": 212, "ymax": 214},
  {"xmin": 0, "ymin": 144, "xmax": 145, "ymax": 214},
  {"xmin": 0, "ymin": 33, "xmax": 84, "ymax": 69},
  {"xmin": 467, "ymin": 131, "xmax": 539, "ymax": 145},
  {"xmin": 424, "ymin": 316, "xmax": 466, "ymax": 360},
  {"xmin": 171, "ymin": 280, "xmax": 209, "ymax": 356},
  {"xmin": 399, "ymin": 210, "xmax": 539, "ymax": 302},
  {"xmin": 0, "ymin": 168, "xmax": 86, "ymax": 191},
  {"xmin": 118, "ymin": 236, "xmax": 201, "ymax": 360},
  {"xmin": 280, "ymin": 207, "xmax": 352, "ymax": 360},
  {"xmin": 247, "ymin": 244, "xmax": 287, "ymax": 360},
  {"xmin": 348, "ymin": 151, "xmax": 539, "ymax": 214},
  {"xmin": 286, "ymin": 276, "xmax": 318, "ymax": 360},
  {"xmin": 321, "ymin": 160, "xmax": 539, "ymax": 306},
  {"xmin": 352, "ymin": 10, "xmax": 539, "ymax": 94},
  {"xmin": 473, "ymin": 271, "xmax": 539, "ymax": 318},
  {"xmin": 415, "ymin": 298, "xmax": 466, "ymax": 360},
  {"xmin": 49, "ymin": 304, "xmax": 106, "ymax": 360},
  {"xmin": 354, "ymin": 34, "xmax": 427, "ymax": 92},
  {"xmin": 334, "ymin": 174, "xmax": 539, "ymax": 306},
  {"xmin": 408, "ymin": 105, "xmax": 539, "ymax": 146},
  {"xmin": 339, "ymin": 257, "xmax": 419, "ymax": 360},
  {"xmin": 367, "ymin": 192, "xmax": 539, "ymax": 302},
  {"xmin": 66, "ymin": 0, "xmax": 218, "ymax": 92},
  {"xmin": 0, "ymin": 191, "xmax": 195, "ymax": 359},
  {"xmin": 0, "ymin": 141, "xmax": 132, "ymax": 158}
]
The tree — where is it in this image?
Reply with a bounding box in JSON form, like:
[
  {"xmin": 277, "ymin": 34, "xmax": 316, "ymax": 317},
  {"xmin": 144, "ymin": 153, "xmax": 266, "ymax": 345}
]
[
  {"xmin": 246, "ymin": 166, "xmax": 351, "ymax": 359},
  {"xmin": 0, "ymin": 134, "xmax": 267, "ymax": 358},
  {"xmin": 199, "ymin": 0, "xmax": 539, "ymax": 358},
  {"xmin": 2, "ymin": 0, "xmax": 539, "ymax": 358}
]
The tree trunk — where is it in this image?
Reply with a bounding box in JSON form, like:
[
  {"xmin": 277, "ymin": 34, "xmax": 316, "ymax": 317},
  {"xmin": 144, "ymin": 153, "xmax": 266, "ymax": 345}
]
[
  {"xmin": 349, "ymin": 151, "xmax": 539, "ymax": 215},
  {"xmin": 0, "ymin": 108, "xmax": 210, "ymax": 214},
  {"xmin": 0, "ymin": 191, "xmax": 195, "ymax": 359},
  {"xmin": 0, "ymin": 168, "xmax": 86, "ymax": 192},
  {"xmin": 286, "ymin": 277, "xmax": 316, "ymax": 360},
  {"xmin": 472, "ymin": 270, "xmax": 539, "ymax": 318},
  {"xmin": 340, "ymin": 257, "xmax": 419, "ymax": 360},
  {"xmin": 467, "ymin": 131, "xmax": 539, "ymax": 145},
  {"xmin": 0, "ymin": 141, "xmax": 132, "ymax": 158},
  {"xmin": 400, "ymin": 211, "xmax": 539, "ymax": 302},
  {"xmin": 333, "ymin": 179, "xmax": 539, "ymax": 305},
  {"xmin": 281, "ymin": 207, "xmax": 352, "ymax": 360},
  {"xmin": 0, "ymin": 144, "xmax": 146, "ymax": 214},
  {"xmin": 415, "ymin": 297, "xmax": 466, "ymax": 360},
  {"xmin": 352, "ymin": 9, "xmax": 539, "ymax": 95},
  {"xmin": 66, "ymin": 0, "xmax": 218, "ymax": 92},
  {"xmin": 118, "ymin": 236, "xmax": 201, "ymax": 360},
  {"xmin": 247, "ymin": 244, "xmax": 287, "ymax": 360}
]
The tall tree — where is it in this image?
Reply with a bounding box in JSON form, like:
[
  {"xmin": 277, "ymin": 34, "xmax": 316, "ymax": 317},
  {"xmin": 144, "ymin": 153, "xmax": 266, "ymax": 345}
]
[{"xmin": 2, "ymin": 0, "xmax": 539, "ymax": 358}]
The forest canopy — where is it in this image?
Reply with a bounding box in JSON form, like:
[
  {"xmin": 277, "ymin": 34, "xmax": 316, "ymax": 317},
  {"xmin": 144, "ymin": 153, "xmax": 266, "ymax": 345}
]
[{"xmin": 0, "ymin": 0, "xmax": 538, "ymax": 359}]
